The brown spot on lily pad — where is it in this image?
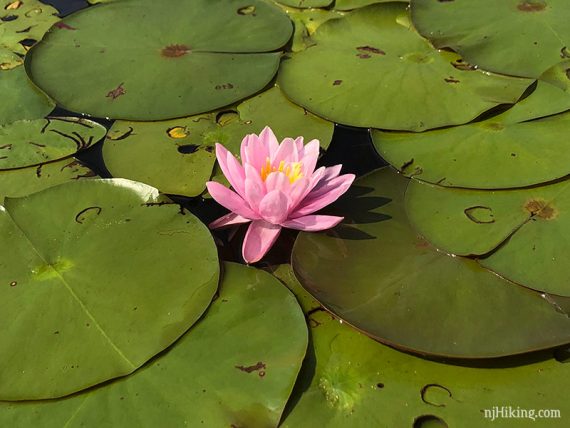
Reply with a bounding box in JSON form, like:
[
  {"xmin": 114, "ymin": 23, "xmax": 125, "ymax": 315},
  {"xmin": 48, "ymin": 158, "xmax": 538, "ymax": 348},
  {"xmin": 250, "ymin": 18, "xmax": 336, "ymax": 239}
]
[
  {"xmin": 235, "ymin": 361, "xmax": 266, "ymax": 374},
  {"xmin": 333, "ymin": 80, "xmax": 343, "ymax": 86},
  {"xmin": 9, "ymin": 281, "xmax": 17, "ymax": 287},
  {"xmin": 444, "ymin": 77, "xmax": 460, "ymax": 83},
  {"xmin": 106, "ymin": 83, "xmax": 126, "ymax": 100},
  {"xmin": 356, "ymin": 46, "xmax": 386, "ymax": 55},
  {"xmin": 161, "ymin": 44, "xmax": 190, "ymax": 58},
  {"xmin": 517, "ymin": 1, "xmax": 547, "ymax": 12},
  {"xmin": 55, "ymin": 22, "xmax": 76, "ymax": 30},
  {"xmin": 524, "ymin": 198, "xmax": 558, "ymax": 220}
]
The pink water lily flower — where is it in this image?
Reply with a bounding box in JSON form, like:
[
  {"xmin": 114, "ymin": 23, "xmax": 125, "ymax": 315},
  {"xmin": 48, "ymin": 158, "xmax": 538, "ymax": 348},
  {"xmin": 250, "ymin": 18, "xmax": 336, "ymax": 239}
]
[{"xmin": 207, "ymin": 127, "xmax": 355, "ymax": 264}]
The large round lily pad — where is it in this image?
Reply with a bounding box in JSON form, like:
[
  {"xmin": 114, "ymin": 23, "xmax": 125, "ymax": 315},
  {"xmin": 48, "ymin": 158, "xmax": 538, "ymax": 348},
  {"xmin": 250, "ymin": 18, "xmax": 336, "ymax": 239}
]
[
  {"xmin": 0, "ymin": 158, "xmax": 96, "ymax": 202},
  {"xmin": 411, "ymin": 0, "xmax": 570, "ymax": 78},
  {"xmin": 0, "ymin": 66, "xmax": 54, "ymax": 126},
  {"xmin": 0, "ymin": 0, "xmax": 59, "ymax": 70},
  {"xmin": 274, "ymin": 265, "xmax": 570, "ymax": 428},
  {"xmin": 406, "ymin": 177, "xmax": 570, "ymax": 297},
  {"xmin": 0, "ymin": 117, "xmax": 106, "ymax": 170},
  {"xmin": 278, "ymin": 3, "xmax": 531, "ymax": 131},
  {"xmin": 103, "ymin": 86, "xmax": 333, "ymax": 197},
  {"xmin": 0, "ymin": 178, "xmax": 219, "ymax": 400},
  {"xmin": 0, "ymin": 263, "xmax": 307, "ymax": 427},
  {"xmin": 373, "ymin": 83, "xmax": 570, "ymax": 189},
  {"xmin": 291, "ymin": 168, "xmax": 570, "ymax": 358},
  {"xmin": 26, "ymin": 0, "xmax": 293, "ymax": 120}
]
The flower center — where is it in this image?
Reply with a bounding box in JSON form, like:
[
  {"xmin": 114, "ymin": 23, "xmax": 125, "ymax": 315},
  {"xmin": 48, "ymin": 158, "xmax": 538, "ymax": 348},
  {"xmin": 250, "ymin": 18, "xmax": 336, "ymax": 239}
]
[{"xmin": 260, "ymin": 158, "xmax": 303, "ymax": 183}]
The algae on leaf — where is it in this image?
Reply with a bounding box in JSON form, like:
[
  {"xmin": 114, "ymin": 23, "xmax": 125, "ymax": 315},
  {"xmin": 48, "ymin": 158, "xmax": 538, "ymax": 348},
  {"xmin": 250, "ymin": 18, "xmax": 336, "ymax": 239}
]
[{"xmin": 275, "ymin": 265, "xmax": 570, "ymax": 428}]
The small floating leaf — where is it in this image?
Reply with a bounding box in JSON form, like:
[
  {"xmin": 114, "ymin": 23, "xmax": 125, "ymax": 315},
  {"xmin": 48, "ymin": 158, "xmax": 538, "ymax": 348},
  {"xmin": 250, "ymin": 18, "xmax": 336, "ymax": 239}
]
[
  {"xmin": 0, "ymin": 117, "xmax": 106, "ymax": 170},
  {"xmin": 0, "ymin": 158, "xmax": 97, "ymax": 202}
]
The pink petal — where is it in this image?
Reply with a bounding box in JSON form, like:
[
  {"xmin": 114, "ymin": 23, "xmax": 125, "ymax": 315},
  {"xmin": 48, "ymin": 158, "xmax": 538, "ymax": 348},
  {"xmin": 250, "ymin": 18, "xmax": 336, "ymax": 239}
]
[
  {"xmin": 241, "ymin": 133, "xmax": 269, "ymax": 172},
  {"xmin": 244, "ymin": 174, "xmax": 265, "ymax": 212},
  {"xmin": 242, "ymin": 220, "xmax": 282, "ymax": 264},
  {"xmin": 322, "ymin": 164, "xmax": 342, "ymax": 181},
  {"xmin": 299, "ymin": 139, "xmax": 320, "ymax": 176},
  {"xmin": 265, "ymin": 171, "xmax": 291, "ymax": 194},
  {"xmin": 259, "ymin": 127, "xmax": 280, "ymax": 159},
  {"xmin": 215, "ymin": 144, "xmax": 245, "ymax": 197},
  {"xmin": 293, "ymin": 174, "xmax": 355, "ymax": 217},
  {"xmin": 282, "ymin": 215, "xmax": 344, "ymax": 231},
  {"xmin": 209, "ymin": 212, "xmax": 251, "ymax": 229},
  {"xmin": 206, "ymin": 181, "xmax": 259, "ymax": 219},
  {"xmin": 259, "ymin": 189, "xmax": 289, "ymax": 224},
  {"xmin": 271, "ymin": 137, "xmax": 299, "ymax": 165},
  {"xmin": 306, "ymin": 166, "xmax": 327, "ymax": 194},
  {"xmin": 294, "ymin": 136, "xmax": 304, "ymax": 152},
  {"xmin": 288, "ymin": 177, "xmax": 311, "ymax": 212}
]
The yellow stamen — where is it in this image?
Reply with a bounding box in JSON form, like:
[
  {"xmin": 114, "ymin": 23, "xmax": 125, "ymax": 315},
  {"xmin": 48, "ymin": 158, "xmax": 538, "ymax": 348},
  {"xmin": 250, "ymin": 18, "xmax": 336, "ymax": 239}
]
[{"xmin": 260, "ymin": 157, "xmax": 303, "ymax": 183}]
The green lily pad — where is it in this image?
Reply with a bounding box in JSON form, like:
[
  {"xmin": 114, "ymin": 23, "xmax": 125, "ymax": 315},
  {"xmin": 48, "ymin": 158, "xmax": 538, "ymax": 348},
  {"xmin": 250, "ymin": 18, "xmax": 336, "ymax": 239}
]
[
  {"xmin": 0, "ymin": 263, "xmax": 307, "ymax": 427},
  {"xmin": 277, "ymin": 5, "xmax": 345, "ymax": 52},
  {"xmin": 334, "ymin": 0, "xmax": 408, "ymax": 11},
  {"xmin": 0, "ymin": 117, "xmax": 106, "ymax": 170},
  {"xmin": 373, "ymin": 83, "xmax": 570, "ymax": 189},
  {"xmin": 406, "ymin": 177, "xmax": 570, "ymax": 297},
  {"xmin": 0, "ymin": 158, "xmax": 97, "ymax": 202},
  {"xmin": 103, "ymin": 86, "xmax": 333, "ymax": 197},
  {"xmin": 26, "ymin": 0, "xmax": 293, "ymax": 120},
  {"xmin": 278, "ymin": 0, "xmax": 333, "ymax": 8},
  {"xmin": 0, "ymin": 66, "xmax": 54, "ymax": 126},
  {"xmin": 0, "ymin": 0, "xmax": 59, "ymax": 70},
  {"xmin": 278, "ymin": 3, "xmax": 531, "ymax": 131},
  {"xmin": 540, "ymin": 60, "xmax": 570, "ymax": 91},
  {"xmin": 291, "ymin": 168, "xmax": 570, "ymax": 358},
  {"xmin": 0, "ymin": 178, "xmax": 219, "ymax": 400},
  {"xmin": 274, "ymin": 265, "xmax": 570, "ymax": 428},
  {"xmin": 411, "ymin": 0, "xmax": 570, "ymax": 78}
]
